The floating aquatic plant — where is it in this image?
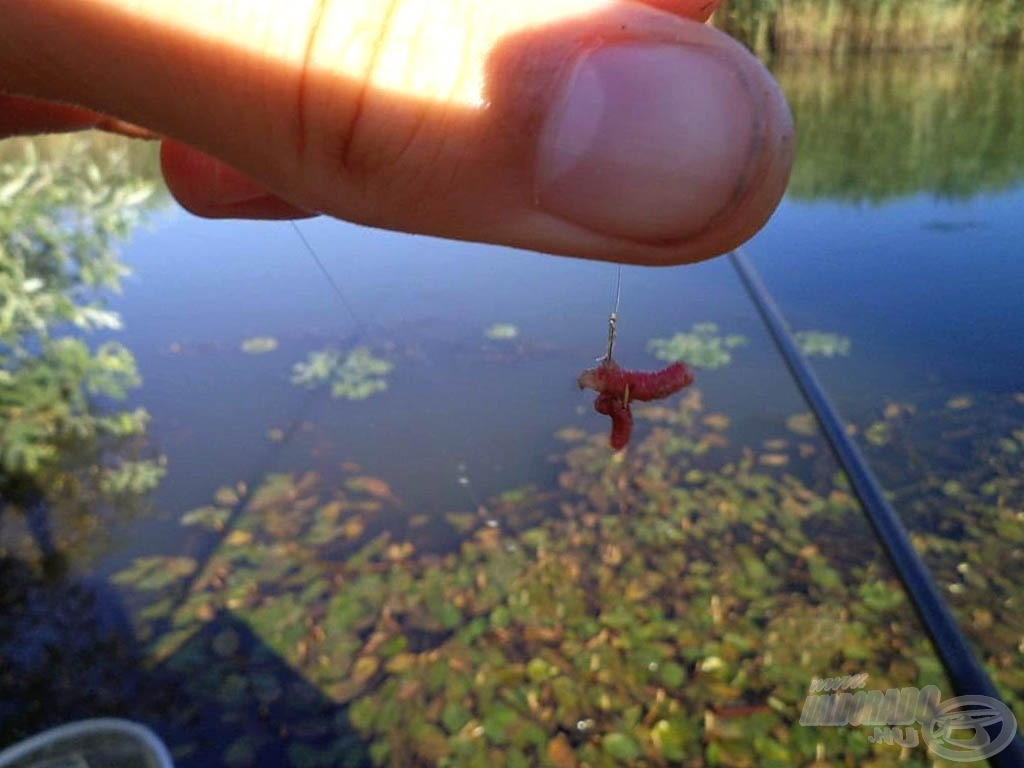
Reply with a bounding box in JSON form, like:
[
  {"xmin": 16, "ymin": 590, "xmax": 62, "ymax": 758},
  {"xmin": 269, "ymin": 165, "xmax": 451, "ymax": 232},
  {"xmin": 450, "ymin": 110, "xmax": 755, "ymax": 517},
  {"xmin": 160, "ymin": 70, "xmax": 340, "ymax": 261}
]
[
  {"xmin": 100, "ymin": 390, "xmax": 1024, "ymax": 768},
  {"xmin": 290, "ymin": 350, "xmax": 340, "ymax": 387},
  {"xmin": 239, "ymin": 336, "xmax": 278, "ymax": 354},
  {"xmin": 290, "ymin": 346, "xmax": 393, "ymax": 400},
  {"xmin": 785, "ymin": 411, "xmax": 819, "ymax": 437},
  {"xmin": 484, "ymin": 323, "xmax": 519, "ymax": 341},
  {"xmin": 647, "ymin": 322, "xmax": 747, "ymax": 370},
  {"xmin": 793, "ymin": 330, "xmax": 851, "ymax": 358},
  {"xmin": 864, "ymin": 420, "xmax": 892, "ymax": 446}
]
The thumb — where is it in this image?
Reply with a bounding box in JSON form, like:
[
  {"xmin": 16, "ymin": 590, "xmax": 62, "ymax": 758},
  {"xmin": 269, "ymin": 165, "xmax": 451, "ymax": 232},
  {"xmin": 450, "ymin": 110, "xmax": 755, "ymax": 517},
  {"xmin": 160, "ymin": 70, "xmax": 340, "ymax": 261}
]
[{"xmin": 4, "ymin": 0, "xmax": 793, "ymax": 265}]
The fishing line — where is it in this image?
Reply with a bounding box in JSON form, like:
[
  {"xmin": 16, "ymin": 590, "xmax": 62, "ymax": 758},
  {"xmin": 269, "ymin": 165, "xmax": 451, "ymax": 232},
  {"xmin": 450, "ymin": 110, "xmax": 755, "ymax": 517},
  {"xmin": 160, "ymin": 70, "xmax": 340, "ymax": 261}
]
[
  {"xmin": 155, "ymin": 222, "xmax": 360, "ymax": 629},
  {"xmin": 456, "ymin": 460, "xmax": 487, "ymax": 515},
  {"xmin": 611, "ymin": 263, "xmax": 622, "ymax": 318},
  {"xmin": 289, "ymin": 220, "xmax": 360, "ymax": 327},
  {"xmin": 604, "ymin": 264, "xmax": 622, "ymax": 362}
]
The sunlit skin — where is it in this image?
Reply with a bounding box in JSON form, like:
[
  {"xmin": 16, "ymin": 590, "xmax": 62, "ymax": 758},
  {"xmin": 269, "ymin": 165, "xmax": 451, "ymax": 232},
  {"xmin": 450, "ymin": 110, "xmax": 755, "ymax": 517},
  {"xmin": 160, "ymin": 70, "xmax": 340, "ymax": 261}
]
[{"xmin": 0, "ymin": 0, "xmax": 794, "ymax": 265}]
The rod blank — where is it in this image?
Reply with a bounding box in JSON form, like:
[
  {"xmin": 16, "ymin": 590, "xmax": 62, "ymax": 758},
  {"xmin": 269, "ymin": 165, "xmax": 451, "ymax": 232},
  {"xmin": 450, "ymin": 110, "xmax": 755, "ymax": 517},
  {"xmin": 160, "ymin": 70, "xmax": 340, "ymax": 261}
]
[{"xmin": 730, "ymin": 248, "xmax": 1023, "ymax": 766}]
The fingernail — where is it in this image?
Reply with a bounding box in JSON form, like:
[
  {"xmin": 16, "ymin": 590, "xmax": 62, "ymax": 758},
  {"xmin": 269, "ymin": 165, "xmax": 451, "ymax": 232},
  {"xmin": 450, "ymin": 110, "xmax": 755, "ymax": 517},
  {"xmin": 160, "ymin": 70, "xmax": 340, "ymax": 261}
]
[{"xmin": 536, "ymin": 43, "xmax": 759, "ymax": 242}]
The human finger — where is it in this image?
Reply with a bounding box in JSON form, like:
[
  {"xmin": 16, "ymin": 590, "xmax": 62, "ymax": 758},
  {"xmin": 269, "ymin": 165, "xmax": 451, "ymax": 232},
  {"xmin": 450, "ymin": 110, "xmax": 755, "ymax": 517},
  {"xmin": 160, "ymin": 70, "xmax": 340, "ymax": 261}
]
[
  {"xmin": 160, "ymin": 141, "xmax": 312, "ymax": 220},
  {"xmin": 0, "ymin": 94, "xmax": 154, "ymax": 139},
  {"xmin": 3, "ymin": 0, "xmax": 792, "ymax": 264},
  {"xmin": 159, "ymin": 0, "xmax": 731, "ymax": 225}
]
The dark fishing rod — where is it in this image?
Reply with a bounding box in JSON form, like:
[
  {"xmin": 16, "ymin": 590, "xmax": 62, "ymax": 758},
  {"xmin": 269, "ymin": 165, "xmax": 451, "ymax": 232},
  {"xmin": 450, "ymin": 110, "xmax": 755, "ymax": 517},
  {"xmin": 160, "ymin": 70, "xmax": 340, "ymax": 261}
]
[{"xmin": 730, "ymin": 248, "xmax": 1024, "ymax": 766}]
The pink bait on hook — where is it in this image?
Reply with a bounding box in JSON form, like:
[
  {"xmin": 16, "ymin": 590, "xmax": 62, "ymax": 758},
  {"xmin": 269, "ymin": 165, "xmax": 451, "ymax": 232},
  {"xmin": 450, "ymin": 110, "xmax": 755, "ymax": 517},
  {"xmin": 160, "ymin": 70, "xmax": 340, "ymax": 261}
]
[{"xmin": 578, "ymin": 359, "xmax": 694, "ymax": 450}]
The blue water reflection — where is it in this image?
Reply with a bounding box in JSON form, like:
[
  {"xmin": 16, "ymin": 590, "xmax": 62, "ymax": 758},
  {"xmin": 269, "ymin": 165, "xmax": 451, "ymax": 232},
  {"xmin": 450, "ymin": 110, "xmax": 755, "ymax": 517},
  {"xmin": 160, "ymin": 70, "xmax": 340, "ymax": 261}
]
[
  {"xmin": 108, "ymin": 179, "xmax": 1024, "ymax": 538},
  {"xmin": 751, "ymin": 189, "xmax": 1024, "ymax": 400},
  {"xmin": 4, "ymin": 49, "xmax": 1024, "ymax": 768}
]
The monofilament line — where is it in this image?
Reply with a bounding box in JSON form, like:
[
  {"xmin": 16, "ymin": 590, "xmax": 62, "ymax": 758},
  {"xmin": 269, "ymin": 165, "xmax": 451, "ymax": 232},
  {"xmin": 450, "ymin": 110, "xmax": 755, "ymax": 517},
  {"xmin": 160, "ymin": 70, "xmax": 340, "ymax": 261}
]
[
  {"xmin": 289, "ymin": 220, "xmax": 360, "ymax": 327},
  {"xmin": 604, "ymin": 264, "xmax": 622, "ymax": 362},
  {"xmin": 611, "ymin": 263, "xmax": 622, "ymax": 319}
]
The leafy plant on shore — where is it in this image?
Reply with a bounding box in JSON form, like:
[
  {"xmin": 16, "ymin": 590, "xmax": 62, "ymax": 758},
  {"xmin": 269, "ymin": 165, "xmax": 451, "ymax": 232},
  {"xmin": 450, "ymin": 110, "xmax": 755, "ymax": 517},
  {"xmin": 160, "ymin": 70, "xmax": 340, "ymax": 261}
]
[
  {"xmin": 777, "ymin": 51, "xmax": 1024, "ymax": 201},
  {"xmin": 0, "ymin": 136, "xmax": 165, "ymax": 564},
  {"xmin": 713, "ymin": 0, "xmax": 1024, "ymax": 55}
]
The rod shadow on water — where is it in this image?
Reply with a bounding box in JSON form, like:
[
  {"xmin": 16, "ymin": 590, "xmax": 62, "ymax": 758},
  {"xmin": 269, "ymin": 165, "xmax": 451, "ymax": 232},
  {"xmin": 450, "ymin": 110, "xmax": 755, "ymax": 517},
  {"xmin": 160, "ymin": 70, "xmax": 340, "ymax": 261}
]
[
  {"xmin": 0, "ymin": 477, "xmax": 66, "ymax": 581},
  {"xmin": 0, "ymin": 551, "xmax": 369, "ymax": 766}
]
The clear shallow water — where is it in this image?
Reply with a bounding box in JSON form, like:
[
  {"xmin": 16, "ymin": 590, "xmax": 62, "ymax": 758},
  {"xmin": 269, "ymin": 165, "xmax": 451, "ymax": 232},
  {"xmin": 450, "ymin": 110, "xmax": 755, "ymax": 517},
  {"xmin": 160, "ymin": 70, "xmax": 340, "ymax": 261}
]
[
  {"xmin": 101, "ymin": 182, "xmax": 1024, "ymax": 563},
  {"xmin": 753, "ymin": 190, "xmax": 1024, "ymax": 400},
  {"xmin": 3, "ymin": 51, "xmax": 1024, "ymax": 766},
  {"xmin": 79, "ymin": 53, "xmax": 1024, "ymax": 553},
  {"xmin": 111, "ymin": 215, "xmax": 797, "ymax": 531}
]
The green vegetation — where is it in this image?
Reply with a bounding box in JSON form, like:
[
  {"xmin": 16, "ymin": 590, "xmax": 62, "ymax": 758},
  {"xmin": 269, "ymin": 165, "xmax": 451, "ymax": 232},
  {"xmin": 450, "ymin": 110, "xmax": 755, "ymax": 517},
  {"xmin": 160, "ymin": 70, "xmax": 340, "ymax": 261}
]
[
  {"xmin": 777, "ymin": 51, "xmax": 1024, "ymax": 201},
  {"xmin": 0, "ymin": 135, "xmax": 165, "ymax": 558},
  {"xmin": 794, "ymin": 330, "xmax": 851, "ymax": 358},
  {"xmin": 109, "ymin": 389, "xmax": 1024, "ymax": 767},
  {"xmin": 291, "ymin": 346, "xmax": 394, "ymax": 400},
  {"xmin": 0, "ymin": 131, "xmax": 164, "ymax": 182},
  {"xmin": 483, "ymin": 323, "xmax": 519, "ymax": 341},
  {"xmin": 647, "ymin": 323, "xmax": 748, "ymax": 370},
  {"xmin": 714, "ymin": 0, "xmax": 1024, "ymax": 55},
  {"xmin": 240, "ymin": 336, "xmax": 278, "ymax": 354}
]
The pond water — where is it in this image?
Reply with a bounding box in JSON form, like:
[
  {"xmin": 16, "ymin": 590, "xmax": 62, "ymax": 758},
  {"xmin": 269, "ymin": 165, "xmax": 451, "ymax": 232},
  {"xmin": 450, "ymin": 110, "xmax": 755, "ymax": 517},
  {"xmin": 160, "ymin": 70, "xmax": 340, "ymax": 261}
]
[{"xmin": 2, "ymin": 52, "xmax": 1023, "ymax": 766}]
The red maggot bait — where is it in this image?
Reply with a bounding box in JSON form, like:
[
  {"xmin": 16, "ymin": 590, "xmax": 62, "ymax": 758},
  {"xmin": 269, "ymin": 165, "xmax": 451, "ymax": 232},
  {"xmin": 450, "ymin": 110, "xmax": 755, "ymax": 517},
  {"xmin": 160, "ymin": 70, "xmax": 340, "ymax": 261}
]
[
  {"xmin": 579, "ymin": 359, "xmax": 694, "ymax": 450},
  {"xmin": 578, "ymin": 359, "xmax": 693, "ymax": 403},
  {"xmin": 578, "ymin": 267, "xmax": 694, "ymax": 450}
]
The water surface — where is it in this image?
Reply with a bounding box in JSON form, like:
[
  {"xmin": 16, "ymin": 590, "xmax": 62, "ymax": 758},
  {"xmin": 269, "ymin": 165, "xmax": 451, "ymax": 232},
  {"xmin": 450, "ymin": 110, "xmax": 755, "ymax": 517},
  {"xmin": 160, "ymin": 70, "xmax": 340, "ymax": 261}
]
[{"xmin": 3, "ymin": 51, "xmax": 1023, "ymax": 767}]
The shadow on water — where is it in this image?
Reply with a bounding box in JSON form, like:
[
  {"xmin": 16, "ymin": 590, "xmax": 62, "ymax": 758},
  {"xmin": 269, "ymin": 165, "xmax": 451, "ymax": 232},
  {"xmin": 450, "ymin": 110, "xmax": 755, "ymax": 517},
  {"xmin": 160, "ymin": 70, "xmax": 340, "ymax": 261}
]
[
  {"xmin": 0, "ymin": 556, "xmax": 139, "ymax": 738},
  {"xmin": 0, "ymin": 555, "xmax": 369, "ymax": 767}
]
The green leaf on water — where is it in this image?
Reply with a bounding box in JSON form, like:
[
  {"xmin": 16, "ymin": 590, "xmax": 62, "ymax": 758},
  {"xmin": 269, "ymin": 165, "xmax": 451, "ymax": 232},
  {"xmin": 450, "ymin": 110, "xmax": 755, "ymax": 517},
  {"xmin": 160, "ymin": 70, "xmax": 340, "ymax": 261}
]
[
  {"xmin": 240, "ymin": 336, "xmax": 278, "ymax": 354},
  {"xmin": 658, "ymin": 661, "xmax": 687, "ymax": 689},
  {"xmin": 291, "ymin": 346, "xmax": 393, "ymax": 400},
  {"xmin": 484, "ymin": 323, "xmax": 519, "ymax": 341},
  {"xmin": 793, "ymin": 330, "xmax": 851, "ymax": 358},
  {"xmin": 482, "ymin": 706, "xmax": 520, "ymax": 745},
  {"xmin": 603, "ymin": 732, "xmax": 641, "ymax": 760},
  {"xmin": 864, "ymin": 421, "xmax": 891, "ymax": 446},
  {"xmin": 652, "ymin": 718, "xmax": 696, "ymax": 761},
  {"xmin": 648, "ymin": 323, "xmax": 748, "ymax": 370}
]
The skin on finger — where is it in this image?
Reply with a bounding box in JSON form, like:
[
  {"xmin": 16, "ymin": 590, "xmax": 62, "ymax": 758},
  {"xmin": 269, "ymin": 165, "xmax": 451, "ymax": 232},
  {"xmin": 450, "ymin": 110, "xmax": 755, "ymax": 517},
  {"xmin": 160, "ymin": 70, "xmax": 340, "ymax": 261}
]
[
  {"xmin": 635, "ymin": 0, "xmax": 722, "ymax": 22},
  {"xmin": 160, "ymin": 140, "xmax": 312, "ymax": 219},
  {"xmin": 300, "ymin": 1, "xmax": 793, "ymax": 264},
  {"xmin": 0, "ymin": 94, "xmax": 155, "ymax": 139},
  {"xmin": 0, "ymin": 94, "xmax": 100, "ymax": 136},
  {"xmin": 156, "ymin": 0, "xmax": 742, "ymax": 237},
  {"xmin": 2, "ymin": 0, "xmax": 790, "ymax": 264}
]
